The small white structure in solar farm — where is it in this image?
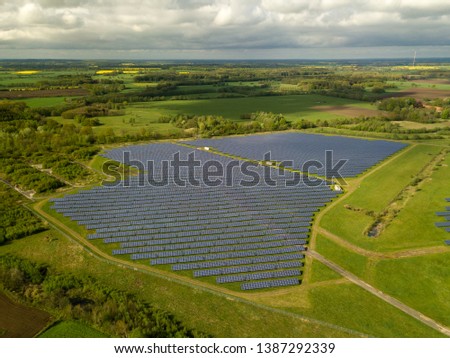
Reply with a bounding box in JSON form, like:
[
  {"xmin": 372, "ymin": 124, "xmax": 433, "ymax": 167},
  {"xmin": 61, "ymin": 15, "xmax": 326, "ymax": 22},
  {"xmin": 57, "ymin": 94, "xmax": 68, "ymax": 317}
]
[
  {"xmin": 204, "ymin": 147, "xmax": 210, "ymax": 151},
  {"xmin": 334, "ymin": 185, "xmax": 342, "ymax": 191}
]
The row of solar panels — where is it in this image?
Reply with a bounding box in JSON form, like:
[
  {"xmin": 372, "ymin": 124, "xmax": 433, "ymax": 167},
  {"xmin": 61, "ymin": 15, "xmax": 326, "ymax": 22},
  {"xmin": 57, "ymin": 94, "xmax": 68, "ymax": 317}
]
[
  {"xmin": 172, "ymin": 253, "xmax": 304, "ymax": 271},
  {"xmin": 90, "ymin": 223, "xmax": 310, "ymax": 240},
  {"xmin": 68, "ymin": 206, "xmax": 320, "ymax": 225},
  {"xmin": 50, "ymin": 183, "xmax": 334, "ymax": 201},
  {"xmin": 54, "ymin": 197, "xmax": 332, "ymax": 215},
  {"xmin": 68, "ymin": 209, "xmax": 318, "ymax": 225},
  {"xmin": 241, "ymin": 277, "xmax": 301, "ymax": 290},
  {"xmin": 82, "ymin": 213, "xmax": 312, "ymax": 230},
  {"xmin": 92, "ymin": 220, "xmax": 311, "ymax": 238},
  {"xmin": 217, "ymin": 269, "xmax": 301, "ymax": 284},
  {"xmin": 57, "ymin": 180, "xmax": 332, "ymax": 192},
  {"xmin": 50, "ymin": 189, "xmax": 337, "ymax": 206},
  {"xmin": 194, "ymin": 260, "xmax": 303, "ymax": 277},
  {"xmin": 120, "ymin": 236, "xmax": 307, "ymax": 250},
  {"xmin": 104, "ymin": 232, "xmax": 309, "ymax": 245},
  {"xmin": 53, "ymin": 200, "xmax": 329, "ymax": 215},
  {"xmin": 147, "ymin": 246, "xmax": 304, "ymax": 264}
]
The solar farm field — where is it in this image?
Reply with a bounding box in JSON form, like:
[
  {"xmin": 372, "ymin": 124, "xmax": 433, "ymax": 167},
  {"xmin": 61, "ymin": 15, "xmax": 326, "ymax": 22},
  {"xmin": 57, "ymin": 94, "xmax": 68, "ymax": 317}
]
[
  {"xmin": 49, "ymin": 133, "xmax": 407, "ymax": 292},
  {"xmin": 51, "ymin": 142, "xmax": 341, "ymax": 291}
]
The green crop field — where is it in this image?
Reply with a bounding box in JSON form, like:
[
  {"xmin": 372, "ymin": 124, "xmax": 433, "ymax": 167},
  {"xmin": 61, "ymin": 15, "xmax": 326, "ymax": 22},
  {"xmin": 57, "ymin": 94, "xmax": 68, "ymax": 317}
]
[{"xmin": 131, "ymin": 95, "xmax": 368, "ymax": 122}]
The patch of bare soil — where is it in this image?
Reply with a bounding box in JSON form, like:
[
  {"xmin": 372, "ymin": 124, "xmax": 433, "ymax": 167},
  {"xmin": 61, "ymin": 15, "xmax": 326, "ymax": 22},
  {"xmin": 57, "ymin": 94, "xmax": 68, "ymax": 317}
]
[
  {"xmin": 0, "ymin": 292, "xmax": 52, "ymax": 338},
  {"xmin": 312, "ymin": 105, "xmax": 381, "ymax": 118}
]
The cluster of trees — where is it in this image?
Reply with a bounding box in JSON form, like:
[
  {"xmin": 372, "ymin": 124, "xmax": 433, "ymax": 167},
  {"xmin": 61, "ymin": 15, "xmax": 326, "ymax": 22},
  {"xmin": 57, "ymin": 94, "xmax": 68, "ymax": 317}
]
[
  {"xmin": 0, "ymin": 255, "xmax": 207, "ymax": 338},
  {"xmin": 322, "ymin": 116, "xmax": 448, "ymax": 140},
  {"xmin": 41, "ymin": 156, "xmax": 90, "ymax": 182},
  {"xmin": 0, "ymin": 183, "xmax": 47, "ymax": 245},
  {"xmin": 165, "ymin": 112, "xmax": 292, "ymax": 137},
  {"xmin": 61, "ymin": 102, "xmax": 125, "ymax": 120},
  {"xmin": 376, "ymin": 97, "xmax": 444, "ymax": 123},
  {"xmin": 0, "ymin": 102, "xmax": 106, "ymax": 190},
  {"xmin": 0, "ymin": 101, "xmax": 29, "ymax": 121},
  {"xmin": 0, "ymin": 158, "xmax": 65, "ymax": 193}
]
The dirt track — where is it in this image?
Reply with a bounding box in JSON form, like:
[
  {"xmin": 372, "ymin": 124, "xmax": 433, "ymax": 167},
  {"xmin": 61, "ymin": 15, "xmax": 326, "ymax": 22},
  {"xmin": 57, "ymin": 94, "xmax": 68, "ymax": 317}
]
[{"xmin": 0, "ymin": 292, "xmax": 52, "ymax": 338}]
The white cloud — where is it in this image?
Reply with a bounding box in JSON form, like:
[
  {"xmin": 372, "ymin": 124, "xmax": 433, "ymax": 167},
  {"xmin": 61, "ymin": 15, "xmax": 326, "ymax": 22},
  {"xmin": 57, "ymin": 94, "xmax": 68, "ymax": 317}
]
[{"xmin": 0, "ymin": 0, "xmax": 449, "ymax": 58}]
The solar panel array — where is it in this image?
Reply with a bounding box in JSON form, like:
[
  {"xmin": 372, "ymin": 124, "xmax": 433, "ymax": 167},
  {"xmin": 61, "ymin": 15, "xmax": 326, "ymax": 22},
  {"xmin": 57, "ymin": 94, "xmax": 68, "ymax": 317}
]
[
  {"xmin": 50, "ymin": 134, "xmax": 402, "ymax": 291},
  {"xmin": 435, "ymin": 198, "xmax": 450, "ymax": 244},
  {"xmin": 187, "ymin": 132, "xmax": 407, "ymax": 178}
]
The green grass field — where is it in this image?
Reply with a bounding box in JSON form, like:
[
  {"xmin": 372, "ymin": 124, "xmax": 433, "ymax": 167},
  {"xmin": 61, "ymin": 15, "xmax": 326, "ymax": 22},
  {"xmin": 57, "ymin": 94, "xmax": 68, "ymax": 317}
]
[
  {"xmin": 51, "ymin": 94, "xmax": 369, "ymax": 137},
  {"xmin": 132, "ymin": 95, "xmax": 368, "ymax": 122},
  {"xmin": 315, "ymin": 234, "xmax": 369, "ymax": 278},
  {"xmin": 320, "ymin": 144, "xmax": 445, "ymax": 252},
  {"xmin": 376, "ymin": 151, "xmax": 450, "ymax": 249},
  {"xmin": 308, "ymin": 259, "xmax": 342, "ymax": 284},
  {"xmin": 38, "ymin": 321, "xmax": 108, "ymax": 338},
  {"xmin": 39, "ymin": 321, "xmax": 108, "ymax": 338},
  {"xmin": 374, "ymin": 252, "xmax": 450, "ymax": 327}
]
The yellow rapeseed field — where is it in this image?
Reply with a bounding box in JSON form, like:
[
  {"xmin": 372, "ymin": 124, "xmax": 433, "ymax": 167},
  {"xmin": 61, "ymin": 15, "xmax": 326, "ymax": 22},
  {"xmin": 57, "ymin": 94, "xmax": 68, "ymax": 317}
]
[
  {"xmin": 15, "ymin": 70, "xmax": 40, "ymax": 75},
  {"xmin": 96, "ymin": 70, "xmax": 116, "ymax": 75}
]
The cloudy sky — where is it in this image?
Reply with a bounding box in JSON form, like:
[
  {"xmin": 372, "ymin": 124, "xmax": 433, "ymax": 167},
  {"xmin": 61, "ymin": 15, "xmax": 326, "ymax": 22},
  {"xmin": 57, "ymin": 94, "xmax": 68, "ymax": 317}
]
[{"xmin": 0, "ymin": 0, "xmax": 449, "ymax": 59}]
